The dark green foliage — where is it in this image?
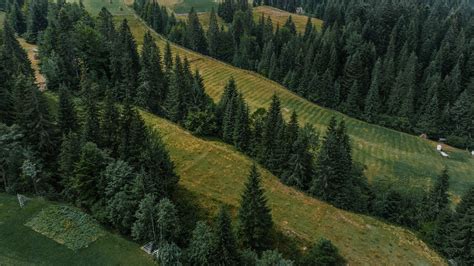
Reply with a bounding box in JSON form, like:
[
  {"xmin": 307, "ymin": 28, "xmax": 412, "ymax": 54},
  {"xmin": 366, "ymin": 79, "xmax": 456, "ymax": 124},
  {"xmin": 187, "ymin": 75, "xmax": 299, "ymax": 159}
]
[
  {"xmin": 425, "ymin": 168, "xmax": 450, "ymax": 221},
  {"xmin": 237, "ymin": 165, "xmax": 273, "ymax": 251},
  {"xmin": 136, "ymin": 31, "xmax": 167, "ymax": 114},
  {"xmin": 59, "ymin": 132, "xmax": 81, "ymax": 200},
  {"xmin": 57, "ymin": 85, "xmax": 77, "ymax": 135},
  {"xmin": 118, "ymin": 101, "xmax": 147, "ymax": 166},
  {"xmin": 258, "ymin": 250, "xmax": 293, "ymax": 265},
  {"xmin": 186, "ymin": 221, "xmax": 214, "ymax": 265},
  {"xmin": 186, "ymin": 8, "xmax": 208, "ymax": 54},
  {"xmin": 70, "ymin": 142, "xmax": 110, "ymax": 212},
  {"xmin": 156, "ymin": 198, "xmax": 180, "ymax": 244},
  {"xmin": 111, "ymin": 19, "xmax": 140, "ymax": 100},
  {"xmin": 12, "ymin": 75, "xmax": 57, "ymax": 162},
  {"xmin": 132, "ymin": 194, "xmax": 159, "ymax": 243},
  {"xmin": 100, "ymin": 92, "xmax": 120, "ymax": 155},
  {"xmin": 310, "ymin": 118, "xmax": 352, "ymax": 209},
  {"xmin": 0, "ymin": 124, "xmax": 25, "ymax": 193},
  {"xmin": 154, "ymin": 242, "xmax": 182, "ymax": 265},
  {"xmin": 7, "ymin": 0, "xmax": 26, "ymax": 35},
  {"xmin": 212, "ymin": 206, "xmax": 239, "ymax": 265},
  {"xmin": 104, "ymin": 160, "xmax": 139, "ymax": 234},
  {"xmin": 300, "ymin": 238, "xmax": 345, "ymax": 266},
  {"xmin": 139, "ymin": 132, "xmax": 179, "ymax": 199},
  {"xmin": 25, "ymin": 0, "xmax": 48, "ymax": 43},
  {"xmin": 450, "ymin": 187, "xmax": 474, "ymax": 265}
]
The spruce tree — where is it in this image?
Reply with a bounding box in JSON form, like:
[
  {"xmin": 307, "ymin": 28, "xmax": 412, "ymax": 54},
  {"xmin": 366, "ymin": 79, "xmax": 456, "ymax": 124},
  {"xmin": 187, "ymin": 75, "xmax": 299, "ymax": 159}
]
[
  {"xmin": 186, "ymin": 7, "xmax": 208, "ymax": 54},
  {"xmin": 156, "ymin": 198, "xmax": 180, "ymax": 244},
  {"xmin": 364, "ymin": 60, "xmax": 382, "ymax": 122},
  {"xmin": 104, "ymin": 160, "xmax": 139, "ymax": 234},
  {"xmin": 139, "ymin": 132, "xmax": 179, "ymax": 199},
  {"xmin": 136, "ymin": 31, "xmax": 166, "ymax": 113},
  {"xmin": 57, "ymin": 85, "xmax": 77, "ymax": 135},
  {"xmin": 101, "ymin": 92, "xmax": 120, "ymax": 155},
  {"xmin": 237, "ymin": 165, "xmax": 273, "ymax": 251},
  {"xmin": 58, "ymin": 132, "xmax": 81, "ymax": 200},
  {"xmin": 8, "ymin": 0, "xmax": 26, "ymax": 35},
  {"xmin": 187, "ymin": 221, "xmax": 214, "ymax": 265},
  {"xmin": 426, "ymin": 168, "xmax": 450, "ymax": 221},
  {"xmin": 132, "ymin": 194, "xmax": 159, "ymax": 243},
  {"xmin": 25, "ymin": 0, "xmax": 48, "ymax": 43},
  {"xmin": 207, "ymin": 7, "xmax": 220, "ymax": 58},
  {"xmin": 212, "ymin": 206, "xmax": 239, "ymax": 265},
  {"xmin": 118, "ymin": 100, "xmax": 147, "ymax": 167},
  {"xmin": 71, "ymin": 142, "xmax": 110, "ymax": 211}
]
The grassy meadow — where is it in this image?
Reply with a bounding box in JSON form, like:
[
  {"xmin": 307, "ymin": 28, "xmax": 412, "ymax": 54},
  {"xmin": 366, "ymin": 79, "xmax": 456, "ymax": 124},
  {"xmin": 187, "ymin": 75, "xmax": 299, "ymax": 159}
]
[{"xmin": 0, "ymin": 193, "xmax": 155, "ymax": 265}]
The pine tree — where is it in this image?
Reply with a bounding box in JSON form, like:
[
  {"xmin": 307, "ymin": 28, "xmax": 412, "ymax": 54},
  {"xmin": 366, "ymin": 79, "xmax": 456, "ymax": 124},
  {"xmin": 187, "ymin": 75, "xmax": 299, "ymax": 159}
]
[
  {"xmin": 165, "ymin": 55, "xmax": 186, "ymax": 123},
  {"xmin": 451, "ymin": 205, "xmax": 474, "ymax": 265},
  {"xmin": 71, "ymin": 142, "xmax": 110, "ymax": 211},
  {"xmin": 186, "ymin": 7, "xmax": 208, "ymax": 54},
  {"xmin": 101, "ymin": 92, "xmax": 120, "ymax": 154},
  {"xmin": 237, "ymin": 165, "xmax": 273, "ymax": 251},
  {"xmin": 283, "ymin": 132, "xmax": 313, "ymax": 190},
  {"xmin": 155, "ymin": 242, "xmax": 182, "ymax": 265},
  {"xmin": 232, "ymin": 98, "xmax": 251, "ymax": 152},
  {"xmin": 364, "ymin": 60, "xmax": 382, "ymax": 122},
  {"xmin": 97, "ymin": 7, "xmax": 116, "ymax": 42},
  {"xmin": 259, "ymin": 94, "xmax": 285, "ymax": 173},
  {"xmin": 136, "ymin": 31, "xmax": 166, "ymax": 114},
  {"xmin": 310, "ymin": 118, "xmax": 355, "ymax": 210},
  {"xmin": 207, "ymin": 7, "xmax": 220, "ymax": 58},
  {"xmin": 118, "ymin": 100, "xmax": 148, "ymax": 166},
  {"xmin": 187, "ymin": 221, "xmax": 214, "ymax": 265},
  {"xmin": 345, "ymin": 81, "xmax": 361, "ymax": 117},
  {"xmin": 212, "ymin": 206, "xmax": 239, "ymax": 265},
  {"xmin": 82, "ymin": 88, "xmax": 101, "ymax": 144},
  {"xmin": 59, "ymin": 132, "xmax": 81, "ymax": 200},
  {"xmin": 57, "ymin": 85, "xmax": 77, "ymax": 135},
  {"xmin": 425, "ymin": 168, "xmax": 450, "ymax": 221},
  {"xmin": 8, "ymin": 0, "xmax": 26, "ymax": 35},
  {"xmin": 25, "ymin": 0, "xmax": 48, "ymax": 43},
  {"xmin": 139, "ymin": 132, "xmax": 179, "ymax": 199},
  {"xmin": 2, "ymin": 21, "xmax": 33, "ymax": 77},
  {"xmin": 156, "ymin": 198, "xmax": 180, "ymax": 244},
  {"xmin": 104, "ymin": 160, "xmax": 139, "ymax": 234},
  {"xmin": 12, "ymin": 75, "xmax": 57, "ymax": 162},
  {"xmin": 132, "ymin": 194, "xmax": 159, "ymax": 243}
]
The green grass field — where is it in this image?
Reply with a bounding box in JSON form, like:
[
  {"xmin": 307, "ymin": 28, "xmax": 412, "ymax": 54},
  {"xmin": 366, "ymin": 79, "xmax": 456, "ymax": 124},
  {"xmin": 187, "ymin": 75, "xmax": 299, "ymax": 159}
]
[
  {"xmin": 83, "ymin": 0, "xmax": 474, "ymax": 197},
  {"xmin": 0, "ymin": 11, "xmax": 5, "ymax": 27},
  {"xmin": 0, "ymin": 193, "xmax": 155, "ymax": 265},
  {"xmin": 173, "ymin": 0, "xmax": 217, "ymax": 14}
]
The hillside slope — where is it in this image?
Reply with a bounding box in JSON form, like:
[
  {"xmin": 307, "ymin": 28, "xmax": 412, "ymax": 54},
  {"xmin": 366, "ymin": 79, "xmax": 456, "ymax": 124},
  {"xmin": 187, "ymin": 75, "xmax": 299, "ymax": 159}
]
[
  {"xmin": 139, "ymin": 112, "xmax": 446, "ymax": 265},
  {"xmin": 76, "ymin": 0, "xmax": 474, "ymax": 196}
]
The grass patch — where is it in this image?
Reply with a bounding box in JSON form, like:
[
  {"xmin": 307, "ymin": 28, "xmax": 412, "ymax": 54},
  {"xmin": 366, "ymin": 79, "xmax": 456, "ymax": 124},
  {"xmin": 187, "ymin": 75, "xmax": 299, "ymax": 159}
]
[
  {"xmin": 173, "ymin": 0, "xmax": 217, "ymax": 14},
  {"xmin": 0, "ymin": 11, "xmax": 5, "ymax": 27},
  {"xmin": 0, "ymin": 193, "xmax": 155, "ymax": 265},
  {"xmin": 25, "ymin": 205, "xmax": 104, "ymax": 250}
]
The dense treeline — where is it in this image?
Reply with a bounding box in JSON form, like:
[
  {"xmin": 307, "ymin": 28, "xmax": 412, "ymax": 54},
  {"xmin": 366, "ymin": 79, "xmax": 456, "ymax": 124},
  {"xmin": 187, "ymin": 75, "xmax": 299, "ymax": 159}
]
[
  {"xmin": 136, "ymin": 0, "xmax": 474, "ymax": 149},
  {"xmin": 0, "ymin": 1, "xmax": 348, "ymax": 264}
]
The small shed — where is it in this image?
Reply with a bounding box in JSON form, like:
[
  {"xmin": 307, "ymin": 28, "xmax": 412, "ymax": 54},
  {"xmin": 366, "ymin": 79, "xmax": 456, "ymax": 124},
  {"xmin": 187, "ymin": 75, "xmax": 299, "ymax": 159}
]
[
  {"xmin": 437, "ymin": 144, "xmax": 442, "ymax": 151},
  {"xmin": 440, "ymin": 151, "xmax": 449, "ymax": 158},
  {"xmin": 471, "ymin": 150, "xmax": 474, "ymax": 156},
  {"xmin": 439, "ymin": 138, "xmax": 447, "ymax": 142},
  {"xmin": 296, "ymin": 7, "xmax": 304, "ymax": 14},
  {"xmin": 141, "ymin": 241, "xmax": 155, "ymax": 255},
  {"xmin": 419, "ymin": 133, "xmax": 428, "ymax": 139}
]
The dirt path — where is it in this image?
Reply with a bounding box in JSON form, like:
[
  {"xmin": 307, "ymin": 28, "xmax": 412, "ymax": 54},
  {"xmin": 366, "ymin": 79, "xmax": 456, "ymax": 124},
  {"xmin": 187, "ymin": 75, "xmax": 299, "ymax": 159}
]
[{"xmin": 18, "ymin": 38, "xmax": 46, "ymax": 91}]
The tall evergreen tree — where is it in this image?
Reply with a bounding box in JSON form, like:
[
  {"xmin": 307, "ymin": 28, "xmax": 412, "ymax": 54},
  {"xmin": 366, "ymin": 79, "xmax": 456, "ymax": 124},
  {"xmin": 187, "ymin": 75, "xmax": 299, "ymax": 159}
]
[
  {"xmin": 212, "ymin": 206, "xmax": 239, "ymax": 265},
  {"xmin": 186, "ymin": 7, "xmax": 208, "ymax": 54},
  {"xmin": 57, "ymin": 85, "xmax": 77, "ymax": 135},
  {"xmin": 186, "ymin": 221, "xmax": 214, "ymax": 265},
  {"xmin": 237, "ymin": 165, "xmax": 273, "ymax": 251}
]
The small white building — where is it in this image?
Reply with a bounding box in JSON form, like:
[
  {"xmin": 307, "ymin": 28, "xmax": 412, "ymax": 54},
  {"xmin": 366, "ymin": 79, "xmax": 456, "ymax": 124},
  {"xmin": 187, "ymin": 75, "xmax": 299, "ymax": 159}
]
[
  {"xmin": 440, "ymin": 151, "xmax": 449, "ymax": 158},
  {"xmin": 471, "ymin": 150, "xmax": 474, "ymax": 156},
  {"xmin": 437, "ymin": 144, "xmax": 442, "ymax": 151},
  {"xmin": 296, "ymin": 7, "xmax": 304, "ymax": 14}
]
